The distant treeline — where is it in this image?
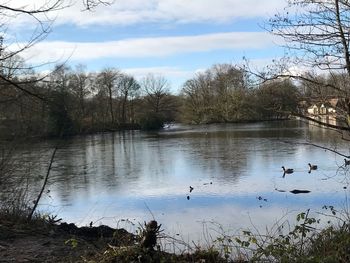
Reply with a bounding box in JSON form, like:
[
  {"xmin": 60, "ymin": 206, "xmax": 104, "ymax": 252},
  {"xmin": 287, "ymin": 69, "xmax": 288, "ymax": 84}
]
[
  {"xmin": 0, "ymin": 59, "xmax": 315, "ymax": 139},
  {"xmin": 180, "ymin": 64, "xmax": 299, "ymax": 124},
  {"xmin": 0, "ymin": 62, "xmax": 179, "ymax": 138}
]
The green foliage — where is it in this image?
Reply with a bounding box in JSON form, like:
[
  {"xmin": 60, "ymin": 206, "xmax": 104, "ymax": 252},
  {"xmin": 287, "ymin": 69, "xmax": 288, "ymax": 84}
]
[
  {"xmin": 231, "ymin": 209, "xmax": 350, "ymax": 262},
  {"xmin": 65, "ymin": 238, "xmax": 78, "ymax": 248}
]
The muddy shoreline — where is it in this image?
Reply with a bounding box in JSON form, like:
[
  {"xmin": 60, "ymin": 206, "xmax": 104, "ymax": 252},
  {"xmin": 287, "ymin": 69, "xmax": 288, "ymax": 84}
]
[
  {"xmin": 0, "ymin": 220, "xmax": 135, "ymax": 263},
  {"xmin": 0, "ymin": 219, "xmax": 229, "ymax": 263}
]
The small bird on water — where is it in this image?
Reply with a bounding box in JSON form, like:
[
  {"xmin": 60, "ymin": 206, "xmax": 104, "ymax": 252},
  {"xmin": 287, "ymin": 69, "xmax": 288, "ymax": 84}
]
[
  {"xmin": 282, "ymin": 166, "xmax": 294, "ymax": 174},
  {"xmin": 308, "ymin": 163, "xmax": 317, "ymax": 170},
  {"xmin": 282, "ymin": 166, "xmax": 294, "ymax": 178},
  {"xmin": 309, "ymin": 163, "xmax": 317, "ymax": 173}
]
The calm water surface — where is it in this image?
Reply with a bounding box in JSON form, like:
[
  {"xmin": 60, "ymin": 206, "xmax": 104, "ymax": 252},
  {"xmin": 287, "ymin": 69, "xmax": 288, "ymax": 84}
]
[{"xmin": 18, "ymin": 120, "xmax": 350, "ymax": 242}]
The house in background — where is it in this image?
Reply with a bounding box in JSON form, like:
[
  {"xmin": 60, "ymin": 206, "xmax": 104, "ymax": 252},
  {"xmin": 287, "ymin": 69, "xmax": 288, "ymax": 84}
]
[
  {"xmin": 307, "ymin": 104, "xmax": 319, "ymax": 115},
  {"xmin": 303, "ymin": 97, "xmax": 340, "ymax": 126},
  {"xmin": 306, "ymin": 99, "xmax": 337, "ymax": 116}
]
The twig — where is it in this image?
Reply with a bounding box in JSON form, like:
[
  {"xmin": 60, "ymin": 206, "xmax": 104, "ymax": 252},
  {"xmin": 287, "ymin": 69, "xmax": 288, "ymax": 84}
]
[
  {"xmin": 300, "ymin": 209, "xmax": 310, "ymax": 255},
  {"xmin": 292, "ymin": 112, "xmax": 350, "ymax": 132},
  {"xmin": 27, "ymin": 147, "xmax": 57, "ymax": 221},
  {"xmin": 281, "ymin": 140, "xmax": 350, "ymax": 158},
  {"xmin": 144, "ymin": 202, "xmax": 155, "ymax": 220}
]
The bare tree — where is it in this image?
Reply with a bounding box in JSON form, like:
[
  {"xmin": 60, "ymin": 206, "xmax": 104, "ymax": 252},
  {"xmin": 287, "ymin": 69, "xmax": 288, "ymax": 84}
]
[
  {"xmin": 255, "ymin": 78, "xmax": 299, "ymax": 120},
  {"xmin": 182, "ymin": 71, "xmax": 215, "ymax": 123},
  {"xmin": 251, "ymin": 0, "xmax": 350, "ymax": 131},
  {"xmin": 181, "ymin": 64, "xmax": 250, "ymax": 123},
  {"xmin": 95, "ymin": 68, "xmax": 121, "ymax": 124},
  {"xmin": 119, "ymin": 74, "xmax": 140, "ymax": 123},
  {"xmin": 70, "ymin": 64, "xmax": 91, "ymax": 120},
  {"xmin": 0, "ymin": 0, "xmax": 114, "ymax": 102},
  {"xmin": 141, "ymin": 74, "xmax": 171, "ymax": 114},
  {"xmin": 138, "ymin": 74, "xmax": 179, "ymax": 129}
]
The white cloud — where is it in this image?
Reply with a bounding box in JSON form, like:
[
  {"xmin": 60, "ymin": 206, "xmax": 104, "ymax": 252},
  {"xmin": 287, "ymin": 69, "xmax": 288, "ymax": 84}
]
[
  {"xmin": 18, "ymin": 31, "xmax": 279, "ymax": 63},
  {"xmin": 69, "ymin": 0, "xmax": 287, "ymax": 26},
  {"xmin": 6, "ymin": 0, "xmax": 288, "ymax": 27},
  {"xmin": 156, "ymin": 0, "xmax": 286, "ymax": 23},
  {"xmin": 124, "ymin": 66, "xmax": 193, "ymax": 79}
]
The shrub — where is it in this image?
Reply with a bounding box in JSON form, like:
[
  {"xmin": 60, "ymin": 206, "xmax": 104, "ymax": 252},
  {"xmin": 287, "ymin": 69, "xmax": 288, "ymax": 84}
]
[{"xmin": 138, "ymin": 113, "xmax": 164, "ymax": 130}]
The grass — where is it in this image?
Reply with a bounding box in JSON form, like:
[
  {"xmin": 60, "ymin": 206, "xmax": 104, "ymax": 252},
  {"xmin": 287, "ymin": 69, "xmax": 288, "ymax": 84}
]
[
  {"xmin": 84, "ymin": 208, "xmax": 350, "ymax": 262},
  {"xmin": 215, "ymin": 208, "xmax": 350, "ymax": 262}
]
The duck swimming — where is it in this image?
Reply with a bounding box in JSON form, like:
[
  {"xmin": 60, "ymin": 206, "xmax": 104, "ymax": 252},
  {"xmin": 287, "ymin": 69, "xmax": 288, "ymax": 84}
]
[
  {"xmin": 282, "ymin": 166, "xmax": 294, "ymax": 174},
  {"xmin": 345, "ymin": 159, "xmax": 350, "ymax": 166},
  {"xmin": 308, "ymin": 163, "xmax": 317, "ymax": 170}
]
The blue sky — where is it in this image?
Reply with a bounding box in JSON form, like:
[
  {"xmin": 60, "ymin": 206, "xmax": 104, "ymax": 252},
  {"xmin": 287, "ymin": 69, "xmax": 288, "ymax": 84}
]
[{"xmin": 8, "ymin": 0, "xmax": 288, "ymax": 93}]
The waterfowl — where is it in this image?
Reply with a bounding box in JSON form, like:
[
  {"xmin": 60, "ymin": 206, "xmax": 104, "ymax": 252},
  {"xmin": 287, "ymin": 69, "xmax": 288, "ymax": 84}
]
[
  {"xmin": 189, "ymin": 186, "xmax": 194, "ymax": 193},
  {"xmin": 345, "ymin": 159, "xmax": 350, "ymax": 166},
  {"xmin": 282, "ymin": 166, "xmax": 294, "ymax": 174},
  {"xmin": 308, "ymin": 163, "xmax": 317, "ymax": 170},
  {"xmin": 274, "ymin": 188, "xmax": 286, "ymax": 193}
]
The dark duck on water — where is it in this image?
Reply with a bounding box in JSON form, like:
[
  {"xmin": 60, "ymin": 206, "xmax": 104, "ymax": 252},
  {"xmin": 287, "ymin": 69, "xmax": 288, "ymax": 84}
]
[{"xmin": 282, "ymin": 166, "xmax": 294, "ymax": 174}]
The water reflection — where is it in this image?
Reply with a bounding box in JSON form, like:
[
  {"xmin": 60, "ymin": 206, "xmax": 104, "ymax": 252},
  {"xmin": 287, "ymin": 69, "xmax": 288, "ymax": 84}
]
[{"xmin": 13, "ymin": 120, "xmax": 350, "ymax": 241}]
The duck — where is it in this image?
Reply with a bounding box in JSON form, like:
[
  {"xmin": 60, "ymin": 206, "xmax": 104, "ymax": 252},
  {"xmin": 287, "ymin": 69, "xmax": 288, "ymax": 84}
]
[
  {"xmin": 344, "ymin": 159, "xmax": 350, "ymax": 166},
  {"xmin": 189, "ymin": 186, "xmax": 194, "ymax": 193},
  {"xmin": 308, "ymin": 163, "xmax": 317, "ymax": 170},
  {"xmin": 282, "ymin": 166, "xmax": 294, "ymax": 174}
]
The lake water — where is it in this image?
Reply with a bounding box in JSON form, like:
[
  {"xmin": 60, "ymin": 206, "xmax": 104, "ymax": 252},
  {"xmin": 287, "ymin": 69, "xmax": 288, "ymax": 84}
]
[{"xmin": 15, "ymin": 120, "xmax": 350, "ymax": 243}]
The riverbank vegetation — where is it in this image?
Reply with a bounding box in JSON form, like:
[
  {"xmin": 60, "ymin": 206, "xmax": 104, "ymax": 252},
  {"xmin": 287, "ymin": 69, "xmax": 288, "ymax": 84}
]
[
  {"xmin": 0, "ymin": 63, "xmax": 181, "ymax": 138},
  {"xmin": 4, "ymin": 56, "xmax": 350, "ymax": 140},
  {"xmin": 0, "ymin": 58, "xmax": 303, "ymax": 139},
  {"xmin": 2, "ymin": 53, "xmax": 350, "ymax": 139}
]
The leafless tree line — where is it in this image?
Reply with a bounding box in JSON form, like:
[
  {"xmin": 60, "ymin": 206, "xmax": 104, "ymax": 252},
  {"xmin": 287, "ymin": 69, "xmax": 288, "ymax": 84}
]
[
  {"xmin": 181, "ymin": 63, "xmax": 299, "ymax": 124},
  {"xmin": 0, "ymin": 60, "xmax": 178, "ymax": 137}
]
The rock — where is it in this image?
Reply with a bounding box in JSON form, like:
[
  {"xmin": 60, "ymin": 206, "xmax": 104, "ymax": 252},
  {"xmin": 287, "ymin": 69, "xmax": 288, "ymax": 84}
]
[{"xmin": 290, "ymin": 189, "xmax": 311, "ymax": 194}]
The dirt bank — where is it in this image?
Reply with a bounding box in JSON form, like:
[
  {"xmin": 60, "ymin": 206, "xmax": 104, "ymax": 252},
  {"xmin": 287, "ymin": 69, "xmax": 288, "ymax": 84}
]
[{"xmin": 0, "ymin": 220, "xmax": 135, "ymax": 263}]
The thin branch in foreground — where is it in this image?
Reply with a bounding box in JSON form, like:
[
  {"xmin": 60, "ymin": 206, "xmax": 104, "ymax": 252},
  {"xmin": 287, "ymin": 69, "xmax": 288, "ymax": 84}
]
[
  {"xmin": 281, "ymin": 140, "xmax": 350, "ymax": 159},
  {"xmin": 83, "ymin": 0, "xmax": 114, "ymax": 11},
  {"xmin": 0, "ymin": 74, "xmax": 48, "ymax": 102},
  {"xmin": 293, "ymin": 113, "xmax": 350, "ymax": 132},
  {"xmin": 27, "ymin": 147, "xmax": 58, "ymax": 221}
]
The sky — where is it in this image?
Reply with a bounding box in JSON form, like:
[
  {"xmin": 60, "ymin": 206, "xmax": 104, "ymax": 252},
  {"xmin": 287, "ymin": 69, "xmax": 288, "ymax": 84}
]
[{"xmin": 6, "ymin": 0, "xmax": 289, "ymax": 93}]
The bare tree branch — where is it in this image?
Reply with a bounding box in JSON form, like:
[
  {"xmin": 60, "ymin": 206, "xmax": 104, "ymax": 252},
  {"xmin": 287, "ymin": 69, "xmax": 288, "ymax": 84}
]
[
  {"xmin": 281, "ymin": 139, "xmax": 350, "ymax": 159},
  {"xmin": 82, "ymin": 0, "xmax": 114, "ymax": 11},
  {"xmin": 28, "ymin": 147, "xmax": 57, "ymax": 221}
]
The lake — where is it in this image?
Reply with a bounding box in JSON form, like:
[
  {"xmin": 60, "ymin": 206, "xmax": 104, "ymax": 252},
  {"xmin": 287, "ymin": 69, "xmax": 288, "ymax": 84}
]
[{"xmin": 15, "ymin": 120, "xmax": 350, "ymax": 243}]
